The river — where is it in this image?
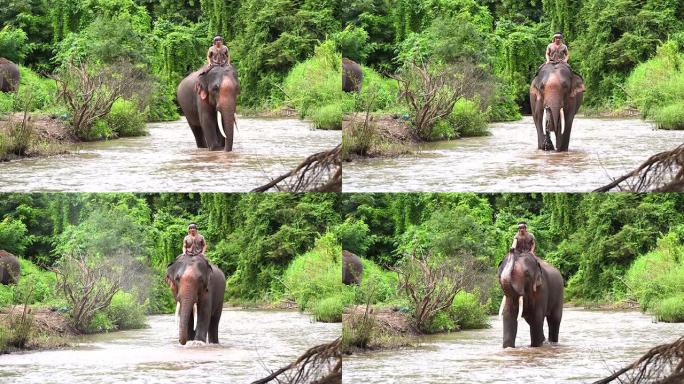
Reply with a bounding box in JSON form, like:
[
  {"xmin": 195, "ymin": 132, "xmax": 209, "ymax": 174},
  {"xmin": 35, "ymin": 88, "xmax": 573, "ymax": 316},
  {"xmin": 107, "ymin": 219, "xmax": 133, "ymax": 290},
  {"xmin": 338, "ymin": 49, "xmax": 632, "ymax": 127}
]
[
  {"xmin": 0, "ymin": 118, "xmax": 339, "ymax": 192},
  {"xmin": 343, "ymin": 116, "xmax": 684, "ymax": 192},
  {"xmin": 343, "ymin": 307, "xmax": 684, "ymax": 383},
  {"xmin": 0, "ymin": 308, "xmax": 339, "ymax": 383}
]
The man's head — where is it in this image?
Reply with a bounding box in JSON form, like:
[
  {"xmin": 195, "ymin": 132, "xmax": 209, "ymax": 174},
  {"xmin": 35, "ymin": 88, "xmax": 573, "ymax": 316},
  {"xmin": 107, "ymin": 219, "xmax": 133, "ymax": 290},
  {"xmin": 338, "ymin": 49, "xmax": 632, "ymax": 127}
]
[
  {"xmin": 188, "ymin": 223, "xmax": 198, "ymax": 235},
  {"xmin": 517, "ymin": 222, "xmax": 528, "ymax": 234},
  {"xmin": 553, "ymin": 33, "xmax": 563, "ymax": 44},
  {"xmin": 213, "ymin": 36, "xmax": 223, "ymax": 46}
]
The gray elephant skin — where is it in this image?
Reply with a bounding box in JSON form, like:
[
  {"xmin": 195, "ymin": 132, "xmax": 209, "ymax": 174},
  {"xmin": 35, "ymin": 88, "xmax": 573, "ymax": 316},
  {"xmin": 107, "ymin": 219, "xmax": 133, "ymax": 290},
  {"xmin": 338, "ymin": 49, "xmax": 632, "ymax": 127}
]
[
  {"xmin": 177, "ymin": 65, "xmax": 240, "ymax": 151},
  {"xmin": 165, "ymin": 254, "xmax": 226, "ymax": 345},
  {"xmin": 342, "ymin": 250, "xmax": 363, "ymax": 285},
  {"xmin": 342, "ymin": 58, "xmax": 362, "ymax": 93},
  {"xmin": 530, "ymin": 62, "xmax": 585, "ymax": 151},
  {"xmin": 0, "ymin": 250, "xmax": 20, "ymax": 285},
  {"xmin": 0, "ymin": 58, "xmax": 20, "ymax": 93},
  {"xmin": 498, "ymin": 250, "xmax": 563, "ymax": 348}
]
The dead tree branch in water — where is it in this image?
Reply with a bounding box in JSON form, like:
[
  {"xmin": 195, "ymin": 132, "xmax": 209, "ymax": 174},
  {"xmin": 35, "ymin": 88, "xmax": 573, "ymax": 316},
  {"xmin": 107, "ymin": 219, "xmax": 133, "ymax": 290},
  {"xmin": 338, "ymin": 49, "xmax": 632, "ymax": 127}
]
[
  {"xmin": 251, "ymin": 145, "xmax": 341, "ymax": 192},
  {"xmin": 593, "ymin": 336, "xmax": 684, "ymax": 384},
  {"xmin": 251, "ymin": 338, "xmax": 341, "ymax": 384},
  {"xmin": 595, "ymin": 144, "xmax": 684, "ymax": 192}
]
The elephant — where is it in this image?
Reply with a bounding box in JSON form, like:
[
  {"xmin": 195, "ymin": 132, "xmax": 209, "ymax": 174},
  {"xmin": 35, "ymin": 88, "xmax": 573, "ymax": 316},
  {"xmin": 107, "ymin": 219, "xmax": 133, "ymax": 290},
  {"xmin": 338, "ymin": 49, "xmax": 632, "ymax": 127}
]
[
  {"xmin": 0, "ymin": 58, "xmax": 20, "ymax": 93},
  {"xmin": 0, "ymin": 250, "xmax": 20, "ymax": 285},
  {"xmin": 342, "ymin": 58, "xmax": 362, "ymax": 93},
  {"xmin": 165, "ymin": 254, "xmax": 226, "ymax": 345},
  {"xmin": 342, "ymin": 250, "xmax": 363, "ymax": 285},
  {"xmin": 530, "ymin": 62, "xmax": 585, "ymax": 151},
  {"xmin": 177, "ymin": 64, "xmax": 240, "ymax": 151},
  {"xmin": 498, "ymin": 250, "xmax": 563, "ymax": 348}
]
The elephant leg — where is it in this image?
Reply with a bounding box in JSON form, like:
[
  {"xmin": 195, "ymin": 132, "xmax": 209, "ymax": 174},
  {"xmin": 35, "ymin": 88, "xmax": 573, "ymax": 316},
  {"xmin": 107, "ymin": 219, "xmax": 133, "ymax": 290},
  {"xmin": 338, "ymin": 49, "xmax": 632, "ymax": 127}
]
[
  {"xmin": 502, "ymin": 296, "xmax": 519, "ymax": 348},
  {"xmin": 189, "ymin": 123, "xmax": 207, "ymax": 148},
  {"xmin": 547, "ymin": 307, "xmax": 562, "ymax": 343},
  {"xmin": 194, "ymin": 303, "xmax": 212, "ymax": 342},
  {"xmin": 554, "ymin": 129, "xmax": 563, "ymax": 152},
  {"xmin": 561, "ymin": 120, "xmax": 574, "ymax": 151},
  {"xmin": 208, "ymin": 310, "xmax": 221, "ymax": 343},
  {"xmin": 199, "ymin": 105, "xmax": 222, "ymax": 151},
  {"xmin": 528, "ymin": 309, "xmax": 546, "ymax": 347}
]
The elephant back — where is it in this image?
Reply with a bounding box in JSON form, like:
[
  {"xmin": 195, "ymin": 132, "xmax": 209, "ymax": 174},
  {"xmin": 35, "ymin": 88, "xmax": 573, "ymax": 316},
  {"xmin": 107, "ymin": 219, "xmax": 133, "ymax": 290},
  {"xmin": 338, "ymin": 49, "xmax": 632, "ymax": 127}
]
[
  {"xmin": 342, "ymin": 250, "xmax": 363, "ymax": 285},
  {"xmin": 0, "ymin": 250, "xmax": 20, "ymax": 285}
]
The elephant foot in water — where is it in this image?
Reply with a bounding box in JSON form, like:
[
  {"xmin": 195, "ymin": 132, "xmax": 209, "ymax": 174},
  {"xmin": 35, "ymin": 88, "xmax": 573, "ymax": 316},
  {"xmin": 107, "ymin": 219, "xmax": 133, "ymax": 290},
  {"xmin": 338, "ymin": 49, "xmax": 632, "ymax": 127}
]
[
  {"xmin": 187, "ymin": 340, "xmax": 207, "ymax": 346},
  {"xmin": 542, "ymin": 131, "xmax": 555, "ymax": 151}
]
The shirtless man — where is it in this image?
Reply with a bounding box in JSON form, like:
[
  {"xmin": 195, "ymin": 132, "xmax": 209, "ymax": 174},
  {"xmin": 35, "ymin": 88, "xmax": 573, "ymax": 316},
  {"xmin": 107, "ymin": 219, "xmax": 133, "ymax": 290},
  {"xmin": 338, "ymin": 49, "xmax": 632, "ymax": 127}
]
[
  {"xmin": 207, "ymin": 36, "xmax": 231, "ymax": 67},
  {"xmin": 546, "ymin": 33, "xmax": 569, "ymax": 64},
  {"xmin": 183, "ymin": 223, "xmax": 208, "ymax": 259},
  {"xmin": 511, "ymin": 222, "xmax": 536, "ymax": 255}
]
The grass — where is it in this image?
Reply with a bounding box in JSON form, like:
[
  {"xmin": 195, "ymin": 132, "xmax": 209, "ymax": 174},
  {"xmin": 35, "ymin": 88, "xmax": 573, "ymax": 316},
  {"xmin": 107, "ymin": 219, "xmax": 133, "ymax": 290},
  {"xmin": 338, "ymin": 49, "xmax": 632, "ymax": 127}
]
[
  {"xmin": 653, "ymin": 102, "xmax": 684, "ymax": 130},
  {"xmin": 311, "ymin": 103, "xmax": 343, "ymax": 130},
  {"xmin": 655, "ymin": 294, "xmax": 684, "ymax": 322}
]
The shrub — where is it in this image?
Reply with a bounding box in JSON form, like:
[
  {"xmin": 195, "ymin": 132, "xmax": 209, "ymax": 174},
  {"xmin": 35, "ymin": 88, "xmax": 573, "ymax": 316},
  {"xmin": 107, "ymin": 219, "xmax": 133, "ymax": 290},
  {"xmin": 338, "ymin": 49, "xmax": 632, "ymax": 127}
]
[
  {"xmin": 342, "ymin": 119, "xmax": 378, "ymax": 158},
  {"xmin": 0, "ymin": 26, "xmax": 29, "ymax": 63},
  {"xmin": 655, "ymin": 294, "xmax": 684, "ymax": 323},
  {"xmin": 356, "ymin": 259, "xmax": 397, "ymax": 305},
  {"xmin": 103, "ymin": 290, "xmax": 148, "ymax": 330},
  {"xmin": 652, "ymin": 102, "xmax": 684, "ymax": 130},
  {"xmin": 104, "ymin": 98, "xmax": 147, "ymax": 137},
  {"xmin": 357, "ymin": 68, "xmax": 399, "ymax": 113},
  {"xmin": 335, "ymin": 217, "xmax": 373, "ymax": 257},
  {"xmin": 311, "ymin": 103, "xmax": 343, "ymax": 130},
  {"xmin": 450, "ymin": 291, "xmax": 489, "ymax": 329},
  {"xmin": 146, "ymin": 82, "xmax": 179, "ymax": 122},
  {"xmin": 450, "ymin": 98, "xmax": 488, "ymax": 137},
  {"xmin": 282, "ymin": 40, "xmax": 345, "ymax": 119},
  {"xmin": 313, "ymin": 292, "xmax": 352, "ymax": 323},
  {"xmin": 0, "ymin": 93, "xmax": 13, "ymax": 116},
  {"xmin": 16, "ymin": 67, "xmax": 57, "ymax": 112},
  {"xmin": 0, "ymin": 217, "xmax": 30, "ymax": 255}
]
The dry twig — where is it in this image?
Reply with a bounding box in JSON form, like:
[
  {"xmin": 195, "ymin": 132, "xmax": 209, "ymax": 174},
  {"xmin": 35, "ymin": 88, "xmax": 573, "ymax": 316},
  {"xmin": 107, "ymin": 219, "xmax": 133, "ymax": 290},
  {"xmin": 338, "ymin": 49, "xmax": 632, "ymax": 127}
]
[
  {"xmin": 252, "ymin": 145, "xmax": 341, "ymax": 192},
  {"xmin": 251, "ymin": 338, "xmax": 342, "ymax": 384}
]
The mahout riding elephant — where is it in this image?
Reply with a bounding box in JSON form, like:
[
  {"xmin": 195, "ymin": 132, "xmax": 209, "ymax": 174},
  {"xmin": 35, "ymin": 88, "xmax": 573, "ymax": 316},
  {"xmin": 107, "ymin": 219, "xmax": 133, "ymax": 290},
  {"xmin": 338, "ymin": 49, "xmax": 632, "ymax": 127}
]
[
  {"xmin": 342, "ymin": 58, "xmax": 362, "ymax": 93},
  {"xmin": 530, "ymin": 62, "xmax": 585, "ymax": 151},
  {"xmin": 498, "ymin": 250, "xmax": 563, "ymax": 348},
  {"xmin": 0, "ymin": 58, "xmax": 20, "ymax": 93},
  {"xmin": 177, "ymin": 64, "xmax": 240, "ymax": 151},
  {"xmin": 342, "ymin": 250, "xmax": 363, "ymax": 285},
  {"xmin": 165, "ymin": 254, "xmax": 226, "ymax": 345},
  {"xmin": 0, "ymin": 250, "xmax": 20, "ymax": 285}
]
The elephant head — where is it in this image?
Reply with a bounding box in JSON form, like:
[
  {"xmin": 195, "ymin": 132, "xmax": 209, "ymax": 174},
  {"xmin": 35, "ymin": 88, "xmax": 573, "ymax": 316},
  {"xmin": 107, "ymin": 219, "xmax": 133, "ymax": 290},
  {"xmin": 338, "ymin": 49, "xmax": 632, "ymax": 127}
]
[
  {"xmin": 498, "ymin": 250, "xmax": 542, "ymax": 298},
  {"xmin": 530, "ymin": 63, "xmax": 585, "ymax": 151},
  {"xmin": 342, "ymin": 250, "xmax": 363, "ymax": 285},
  {"xmin": 196, "ymin": 65, "xmax": 240, "ymax": 151},
  {"xmin": 0, "ymin": 58, "xmax": 20, "ymax": 93},
  {"xmin": 0, "ymin": 250, "xmax": 20, "ymax": 285},
  {"xmin": 165, "ymin": 255, "xmax": 213, "ymax": 345},
  {"xmin": 342, "ymin": 58, "xmax": 363, "ymax": 93}
]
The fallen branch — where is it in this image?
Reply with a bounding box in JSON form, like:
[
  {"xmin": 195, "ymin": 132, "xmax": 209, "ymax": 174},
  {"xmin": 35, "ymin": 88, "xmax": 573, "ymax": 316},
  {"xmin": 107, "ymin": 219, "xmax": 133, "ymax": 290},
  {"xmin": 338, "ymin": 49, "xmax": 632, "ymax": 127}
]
[
  {"xmin": 252, "ymin": 145, "xmax": 341, "ymax": 192},
  {"xmin": 595, "ymin": 144, "xmax": 684, "ymax": 192},
  {"xmin": 251, "ymin": 338, "xmax": 341, "ymax": 384}
]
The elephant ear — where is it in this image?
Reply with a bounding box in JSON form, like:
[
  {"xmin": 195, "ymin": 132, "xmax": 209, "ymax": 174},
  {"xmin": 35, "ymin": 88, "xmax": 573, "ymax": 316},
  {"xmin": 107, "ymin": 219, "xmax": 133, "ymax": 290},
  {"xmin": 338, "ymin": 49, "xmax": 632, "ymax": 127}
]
[
  {"xmin": 533, "ymin": 260, "xmax": 544, "ymax": 292},
  {"xmin": 196, "ymin": 72, "xmax": 211, "ymax": 101},
  {"xmin": 570, "ymin": 73, "xmax": 585, "ymax": 98},
  {"xmin": 204, "ymin": 262, "xmax": 213, "ymax": 292}
]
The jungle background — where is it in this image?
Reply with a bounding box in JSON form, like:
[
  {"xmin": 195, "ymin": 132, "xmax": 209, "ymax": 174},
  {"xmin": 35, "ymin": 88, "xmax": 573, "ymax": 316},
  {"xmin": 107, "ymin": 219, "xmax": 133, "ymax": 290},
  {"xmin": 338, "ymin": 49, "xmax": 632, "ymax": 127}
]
[
  {"xmin": 340, "ymin": 193, "xmax": 684, "ymax": 349},
  {"xmin": 0, "ymin": 193, "xmax": 343, "ymax": 351},
  {"xmin": 341, "ymin": 0, "xmax": 684, "ymax": 154},
  {"xmin": 0, "ymin": 0, "xmax": 344, "ymax": 159}
]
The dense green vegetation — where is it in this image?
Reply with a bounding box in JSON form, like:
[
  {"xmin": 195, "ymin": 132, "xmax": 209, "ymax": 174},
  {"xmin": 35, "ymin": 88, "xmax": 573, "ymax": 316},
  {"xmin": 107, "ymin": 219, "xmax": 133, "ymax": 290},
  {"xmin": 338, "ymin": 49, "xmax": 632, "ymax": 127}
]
[
  {"xmin": 0, "ymin": 193, "xmax": 343, "ymax": 349},
  {"xmin": 341, "ymin": 0, "xmax": 684, "ymax": 135},
  {"xmin": 340, "ymin": 193, "xmax": 684, "ymax": 323},
  {"xmin": 0, "ymin": 0, "xmax": 343, "ymax": 150}
]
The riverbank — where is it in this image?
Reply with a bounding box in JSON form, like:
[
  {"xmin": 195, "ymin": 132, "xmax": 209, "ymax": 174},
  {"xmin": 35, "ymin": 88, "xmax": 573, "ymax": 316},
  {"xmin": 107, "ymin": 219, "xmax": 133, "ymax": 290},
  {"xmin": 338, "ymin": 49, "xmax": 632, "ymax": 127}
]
[
  {"xmin": 0, "ymin": 305, "xmax": 76, "ymax": 354},
  {"xmin": 341, "ymin": 305, "xmax": 421, "ymax": 354},
  {"xmin": 0, "ymin": 112, "xmax": 74, "ymax": 161},
  {"xmin": 342, "ymin": 114, "xmax": 415, "ymax": 159}
]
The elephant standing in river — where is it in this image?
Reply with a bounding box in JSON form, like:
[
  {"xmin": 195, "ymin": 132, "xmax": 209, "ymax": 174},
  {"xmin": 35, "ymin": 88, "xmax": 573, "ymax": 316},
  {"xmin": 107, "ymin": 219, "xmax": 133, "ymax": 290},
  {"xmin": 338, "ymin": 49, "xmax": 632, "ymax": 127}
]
[
  {"xmin": 177, "ymin": 64, "xmax": 240, "ymax": 151},
  {"xmin": 498, "ymin": 250, "xmax": 563, "ymax": 348},
  {"xmin": 342, "ymin": 250, "xmax": 363, "ymax": 285},
  {"xmin": 530, "ymin": 62, "xmax": 585, "ymax": 151},
  {"xmin": 0, "ymin": 58, "xmax": 20, "ymax": 93},
  {"xmin": 342, "ymin": 58, "xmax": 362, "ymax": 93},
  {"xmin": 165, "ymin": 254, "xmax": 226, "ymax": 345},
  {"xmin": 0, "ymin": 250, "xmax": 20, "ymax": 285}
]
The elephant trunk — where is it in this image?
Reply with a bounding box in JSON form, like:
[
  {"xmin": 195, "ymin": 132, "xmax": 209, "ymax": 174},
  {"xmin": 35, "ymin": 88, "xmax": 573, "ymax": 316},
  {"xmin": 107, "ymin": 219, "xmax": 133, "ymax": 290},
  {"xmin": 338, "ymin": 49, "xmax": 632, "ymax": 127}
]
[
  {"xmin": 218, "ymin": 76, "xmax": 238, "ymax": 152},
  {"xmin": 178, "ymin": 297, "xmax": 196, "ymax": 345}
]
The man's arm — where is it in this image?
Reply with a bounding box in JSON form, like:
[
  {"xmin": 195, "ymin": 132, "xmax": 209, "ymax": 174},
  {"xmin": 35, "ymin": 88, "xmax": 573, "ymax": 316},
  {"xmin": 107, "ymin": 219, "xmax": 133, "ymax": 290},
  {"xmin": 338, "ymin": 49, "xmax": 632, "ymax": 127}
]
[
  {"xmin": 530, "ymin": 235, "xmax": 536, "ymax": 254},
  {"xmin": 545, "ymin": 46, "xmax": 551, "ymax": 63},
  {"xmin": 203, "ymin": 237, "xmax": 208, "ymax": 254},
  {"xmin": 207, "ymin": 48, "xmax": 213, "ymax": 65},
  {"xmin": 564, "ymin": 49, "xmax": 569, "ymax": 63},
  {"xmin": 182, "ymin": 238, "xmax": 187, "ymax": 255}
]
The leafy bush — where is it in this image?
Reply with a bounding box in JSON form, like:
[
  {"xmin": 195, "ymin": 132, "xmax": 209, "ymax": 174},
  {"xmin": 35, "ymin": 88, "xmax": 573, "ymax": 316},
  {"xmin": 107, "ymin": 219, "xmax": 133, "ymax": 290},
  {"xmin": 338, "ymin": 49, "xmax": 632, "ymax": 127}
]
[
  {"xmin": 313, "ymin": 292, "xmax": 353, "ymax": 323},
  {"xmin": 332, "ymin": 25, "xmax": 372, "ymax": 63},
  {"xmin": 655, "ymin": 294, "xmax": 684, "ymax": 323},
  {"xmin": 356, "ymin": 259, "xmax": 397, "ymax": 305},
  {"xmin": 280, "ymin": 232, "xmax": 343, "ymax": 311},
  {"xmin": 652, "ymin": 102, "xmax": 684, "ymax": 130},
  {"xmin": 311, "ymin": 103, "xmax": 342, "ymax": 130},
  {"xmin": 146, "ymin": 82, "xmax": 179, "ymax": 122},
  {"xmin": 0, "ymin": 26, "xmax": 29, "ymax": 63},
  {"xmin": 282, "ymin": 40, "xmax": 345, "ymax": 119},
  {"xmin": 425, "ymin": 291, "xmax": 490, "ymax": 333},
  {"xmin": 16, "ymin": 67, "xmax": 57, "ymax": 112},
  {"xmin": 0, "ymin": 217, "xmax": 30, "ymax": 255},
  {"xmin": 357, "ymin": 68, "xmax": 399, "ymax": 112},
  {"xmin": 336, "ymin": 217, "xmax": 373, "ymax": 257},
  {"xmin": 450, "ymin": 98, "xmax": 488, "ymax": 137},
  {"xmin": 0, "ymin": 258, "xmax": 56, "ymax": 309},
  {"xmin": 102, "ymin": 290, "xmax": 148, "ymax": 330},
  {"xmin": 104, "ymin": 98, "xmax": 147, "ymax": 137},
  {"xmin": 0, "ymin": 93, "xmax": 13, "ymax": 116}
]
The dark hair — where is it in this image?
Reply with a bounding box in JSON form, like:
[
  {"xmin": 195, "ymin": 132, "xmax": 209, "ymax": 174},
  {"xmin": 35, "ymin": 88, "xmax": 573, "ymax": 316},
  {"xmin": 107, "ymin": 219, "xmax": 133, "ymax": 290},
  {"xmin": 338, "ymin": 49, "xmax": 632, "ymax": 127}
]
[
  {"xmin": 517, "ymin": 221, "xmax": 527, "ymax": 228},
  {"xmin": 188, "ymin": 223, "xmax": 198, "ymax": 229},
  {"xmin": 213, "ymin": 36, "xmax": 222, "ymax": 42}
]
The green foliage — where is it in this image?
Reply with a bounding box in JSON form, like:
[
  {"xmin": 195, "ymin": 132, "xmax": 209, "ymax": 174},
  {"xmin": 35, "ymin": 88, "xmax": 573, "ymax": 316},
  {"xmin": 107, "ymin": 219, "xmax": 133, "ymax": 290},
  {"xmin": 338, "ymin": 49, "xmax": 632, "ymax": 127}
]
[
  {"xmin": 432, "ymin": 98, "xmax": 489, "ymax": 140},
  {"xmin": 311, "ymin": 103, "xmax": 342, "ymax": 130},
  {"xmin": 0, "ymin": 258, "xmax": 57, "ymax": 309},
  {"xmin": 102, "ymin": 290, "xmax": 148, "ymax": 330},
  {"xmin": 280, "ymin": 232, "xmax": 344, "ymax": 311},
  {"xmin": 17, "ymin": 66, "xmax": 57, "ymax": 112},
  {"xmin": 146, "ymin": 82, "xmax": 180, "ymax": 122},
  {"xmin": 654, "ymin": 294, "xmax": 684, "ymax": 323},
  {"xmin": 0, "ymin": 217, "xmax": 30, "ymax": 256},
  {"xmin": 282, "ymin": 40, "xmax": 345, "ymax": 119},
  {"xmin": 332, "ymin": 25, "xmax": 373, "ymax": 63},
  {"xmin": 356, "ymin": 259, "xmax": 398, "ymax": 305},
  {"xmin": 336, "ymin": 217, "xmax": 373, "ymax": 257},
  {"xmin": 313, "ymin": 292, "xmax": 352, "ymax": 323},
  {"xmin": 652, "ymin": 102, "xmax": 684, "ymax": 130},
  {"xmin": 356, "ymin": 67, "xmax": 399, "ymax": 113},
  {"xmin": 0, "ymin": 93, "xmax": 13, "ymax": 116},
  {"xmin": 0, "ymin": 26, "xmax": 29, "ymax": 63},
  {"xmin": 449, "ymin": 290, "xmax": 489, "ymax": 329},
  {"xmin": 102, "ymin": 99, "xmax": 147, "ymax": 137}
]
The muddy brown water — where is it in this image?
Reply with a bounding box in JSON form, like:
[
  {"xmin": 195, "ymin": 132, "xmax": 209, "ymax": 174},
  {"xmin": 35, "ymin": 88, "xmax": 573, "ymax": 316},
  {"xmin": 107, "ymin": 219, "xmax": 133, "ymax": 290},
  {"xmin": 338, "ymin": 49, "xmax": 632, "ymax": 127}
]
[
  {"xmin": 0, "ymin": 118, "xmax": 339, "ymax": 192},
  {"xmin": 343, "ymin": 308, "xmax": 684, "ymax": 383},
  {"xmin": 0, "ymin": 308, "xmax": 339, "ymax": 383},
  {"xmin": 343, "ymin": 116, "xmax": 684, "ymax": 192}
]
